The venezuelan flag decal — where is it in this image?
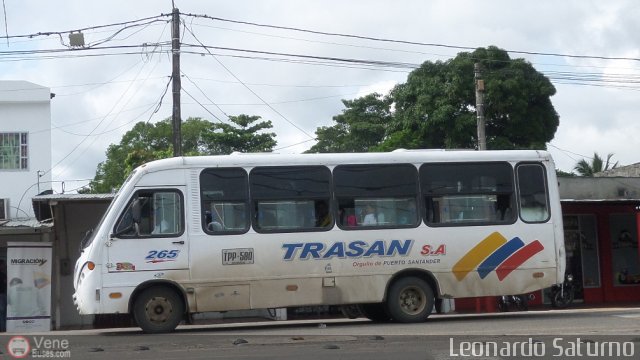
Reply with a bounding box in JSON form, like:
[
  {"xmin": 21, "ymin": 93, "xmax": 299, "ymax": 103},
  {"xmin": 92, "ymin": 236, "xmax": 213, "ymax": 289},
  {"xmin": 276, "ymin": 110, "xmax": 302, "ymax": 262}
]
[{"xmin": 452, "ymin": 232, "xmax": 544, "ymax": 281}]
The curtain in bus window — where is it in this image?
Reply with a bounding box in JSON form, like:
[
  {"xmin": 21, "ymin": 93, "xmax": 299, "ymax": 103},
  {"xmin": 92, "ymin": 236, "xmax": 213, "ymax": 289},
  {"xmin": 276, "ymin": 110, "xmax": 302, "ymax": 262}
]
[
  {"xmin": 420, "ymin": 162, "xmax": 515, "ymax": 225},
  {"xmin": 333, "ymin": 164, "xmax": 419, "ymax": 228},
  {"xmin": 250, "ymin": 166, "xmax": 332, "ymax": 232},
  {"xmin": 200, "ymin": 168, "xmax": 249, "ymax": 234},
  {"xmin": 516, "ymin": 164, "xmax": 549, "ymax": 223}
]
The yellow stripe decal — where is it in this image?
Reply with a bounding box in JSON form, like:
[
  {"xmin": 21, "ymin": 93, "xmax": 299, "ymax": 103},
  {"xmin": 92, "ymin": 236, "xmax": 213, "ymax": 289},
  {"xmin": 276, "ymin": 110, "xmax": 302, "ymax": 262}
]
[{"xmin": 452, "ymin": 232, "xmax": 507, "ymax": 281}]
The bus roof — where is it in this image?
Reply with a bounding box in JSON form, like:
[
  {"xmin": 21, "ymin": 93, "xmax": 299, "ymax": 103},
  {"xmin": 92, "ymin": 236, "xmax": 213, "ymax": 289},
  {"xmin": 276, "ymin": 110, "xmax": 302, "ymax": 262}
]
[{"xmin": 135, "ymin": 149, "xmax": 554, "ymax": 174}]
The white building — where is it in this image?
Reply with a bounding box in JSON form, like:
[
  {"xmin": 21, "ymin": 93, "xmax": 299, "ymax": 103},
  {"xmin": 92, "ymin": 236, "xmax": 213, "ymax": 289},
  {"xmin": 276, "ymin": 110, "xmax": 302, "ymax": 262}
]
[{"xmin": 0, "ymin": 81, "xmax": 53, "ymax": 220}]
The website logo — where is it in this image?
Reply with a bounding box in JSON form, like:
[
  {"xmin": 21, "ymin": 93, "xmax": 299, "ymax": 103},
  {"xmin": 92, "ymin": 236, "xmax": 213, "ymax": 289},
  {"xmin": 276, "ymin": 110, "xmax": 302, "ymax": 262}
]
[
  {"xmin": 7, "ymin": 336, "xmax": 31, "ymax": 359},
  {"xmin": 452, "ymin": 232, "xmax": 544, "ymax": 281}
]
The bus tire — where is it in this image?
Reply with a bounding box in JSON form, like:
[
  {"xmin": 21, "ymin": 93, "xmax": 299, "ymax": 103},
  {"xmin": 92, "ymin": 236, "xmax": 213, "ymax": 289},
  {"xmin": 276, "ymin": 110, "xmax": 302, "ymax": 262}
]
[
  {"xmin": 359, "ymin": 303, "xmax": 392, "ymax": 322},
  {"xmin": 133, "ymin": 286, "xmax": 184, "ymax": 333},
  {"xmin": 386, "ymin": 277, "xmax": 434, "ymax": 323}
]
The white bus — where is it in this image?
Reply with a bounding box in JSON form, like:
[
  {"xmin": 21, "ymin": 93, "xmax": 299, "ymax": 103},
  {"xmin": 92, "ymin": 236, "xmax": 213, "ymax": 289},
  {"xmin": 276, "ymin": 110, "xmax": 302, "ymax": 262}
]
[{"xmin": 74, "ymin": 150, "xmax": 565, "ymax": 333}]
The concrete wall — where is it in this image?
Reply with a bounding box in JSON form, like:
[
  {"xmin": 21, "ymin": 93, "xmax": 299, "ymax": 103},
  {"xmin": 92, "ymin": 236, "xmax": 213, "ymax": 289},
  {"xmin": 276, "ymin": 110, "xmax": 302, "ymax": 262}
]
[
  {"xmin": 0, "ymin": 81, "xmax": 52, "ymax": 219},
  {"xmin": 595, "ymin": 163, "xmax": 640, "ymax": 178},
  {"xmin": 559, "ymin": 177, "xmax": 640, "ymax": 200}
]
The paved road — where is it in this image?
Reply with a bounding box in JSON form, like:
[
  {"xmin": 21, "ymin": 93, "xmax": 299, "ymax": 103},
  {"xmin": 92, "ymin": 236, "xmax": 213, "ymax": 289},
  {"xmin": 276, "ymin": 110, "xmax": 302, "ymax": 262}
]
[{"xmin": 1, "ymin": 307, "xmax": 639, "ymax": 359}]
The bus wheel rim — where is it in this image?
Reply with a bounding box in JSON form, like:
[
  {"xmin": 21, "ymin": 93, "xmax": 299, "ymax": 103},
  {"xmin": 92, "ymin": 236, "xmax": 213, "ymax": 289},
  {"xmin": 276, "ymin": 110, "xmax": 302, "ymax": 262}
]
[
  {"xmin": 399, "ymin": 286, "xmax": 426, "ymax": 315},
  {"xmin": 146, "ymin": 296, "xmax": 173, "ymax": 323}
]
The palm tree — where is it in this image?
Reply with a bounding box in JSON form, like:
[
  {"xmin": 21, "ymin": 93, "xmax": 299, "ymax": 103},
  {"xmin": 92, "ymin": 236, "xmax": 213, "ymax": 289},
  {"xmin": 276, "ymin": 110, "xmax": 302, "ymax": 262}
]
[{"xmin": 574, "ymin": 152, "xmax": 619, "ymax": 177}]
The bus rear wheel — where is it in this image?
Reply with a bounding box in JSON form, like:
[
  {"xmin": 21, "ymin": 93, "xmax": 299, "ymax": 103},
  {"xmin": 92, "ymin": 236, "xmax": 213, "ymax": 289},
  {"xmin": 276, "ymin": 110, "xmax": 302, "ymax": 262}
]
[
  {"xmin": 386, "ymin": 277, "xmax": 434, "ymax": 323},
  {"xmin": 133, "ymin": 286, "xmax": 184, "ymax": 333}
]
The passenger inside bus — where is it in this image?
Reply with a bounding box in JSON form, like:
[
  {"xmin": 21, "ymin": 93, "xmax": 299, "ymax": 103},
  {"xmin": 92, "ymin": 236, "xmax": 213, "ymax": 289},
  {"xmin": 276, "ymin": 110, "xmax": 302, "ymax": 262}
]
[
  {"xmin": 315, "ymin": 201, "xmax": 331, "ymax": 227},
  {"xmin": 337, "ymin": 205, "xmax": 358, "ymax": 227},
  {"xmin": 362, "ymin": 204, "xmax": 377, "ymax": 225},
  {"xmin": 495, "ymin": 194, "xmax": 512, "ymax": 221}
]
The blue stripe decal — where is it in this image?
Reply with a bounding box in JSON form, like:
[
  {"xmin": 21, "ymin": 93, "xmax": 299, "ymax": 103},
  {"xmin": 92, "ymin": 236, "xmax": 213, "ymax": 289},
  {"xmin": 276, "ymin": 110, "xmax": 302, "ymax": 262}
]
[{"xmin": 477, "ymin": 237, "xmax": 525, "ymax": 279}]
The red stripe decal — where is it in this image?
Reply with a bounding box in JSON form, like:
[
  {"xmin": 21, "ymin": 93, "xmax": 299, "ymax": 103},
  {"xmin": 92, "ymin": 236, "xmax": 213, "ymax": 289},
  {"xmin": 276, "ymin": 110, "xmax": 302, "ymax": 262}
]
[{"xmin": 495, "ymin": 240, "xmax": 544, "ymax": 281}]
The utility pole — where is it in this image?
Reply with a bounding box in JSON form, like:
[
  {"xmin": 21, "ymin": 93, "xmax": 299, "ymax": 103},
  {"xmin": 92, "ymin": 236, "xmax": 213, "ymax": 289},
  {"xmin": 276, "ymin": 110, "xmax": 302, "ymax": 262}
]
[
  {"xmin": 171, "ymin": 7, "xmax": 182, "ymax": 157},
  {"xmin": 474, "ymin": 63, "xmax": 486, "ymax": 151}
]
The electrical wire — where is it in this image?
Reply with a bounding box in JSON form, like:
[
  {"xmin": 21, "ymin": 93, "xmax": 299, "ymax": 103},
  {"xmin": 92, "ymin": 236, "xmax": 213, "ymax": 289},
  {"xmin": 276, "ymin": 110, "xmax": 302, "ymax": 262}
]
[
  {"xmin": 183, "ymin": 12, "xmax": 640, "ymax": 63},
  {"xmin": 181, "ymin": 23, "xmax": 316, "ymax": 140},
  {"xmin": 51, "ymin": 21, "xmax": 171, "ymax": 178},
  {"xmin": 181, "ymin": 71, "xmax": 230, "ymax": 120},
  {"xmin": 3, "ymin": 14, "xmax": 170, "ymax": 41},
  {"xmin": 274, "ymin": 138, "xmax": 317, "ymax": 151},
  {"xmin": 46, "ymin": 58, "xmax": 153, "ymax": 178},
  {"xmin": 181, "ymin": 86, "xmax": 225, "ymax": 124}
]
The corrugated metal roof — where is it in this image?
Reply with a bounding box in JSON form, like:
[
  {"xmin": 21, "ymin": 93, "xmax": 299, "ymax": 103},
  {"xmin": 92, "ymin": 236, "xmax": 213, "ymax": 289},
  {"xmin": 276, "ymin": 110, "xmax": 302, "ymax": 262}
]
[
  {"xmin": 33, "ymin": 193, "xmax": 115, "ymax": 202},
  {"xmin": 0, "ymin": 218, "xmax": 53, "ymax": 230}
]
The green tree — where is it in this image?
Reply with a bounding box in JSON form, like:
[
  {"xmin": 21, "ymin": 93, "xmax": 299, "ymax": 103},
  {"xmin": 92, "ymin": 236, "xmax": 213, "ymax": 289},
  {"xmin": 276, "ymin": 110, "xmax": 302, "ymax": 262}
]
[
  {"xmin": 307, "ymin": 93, "xmax": 391, "ymax": 153},
  {"xmin": 388, "ymin": 46, "xmax": 558, "ymax": 150},
  {"xmin": 203, "ymin": 114, "xmax": 277, "ymax": 154},
  {"xmin": 556, "ymin": 169, "xmax": 576, "ymax": 177},
  {"xmin": 87, "ymin": 115, "xmax": 276, "ymax": 193},
  {"xmin": 310, "ymin": 46, "xmax": 559, "ymax": 152},
  {"xmin": 574, "ymin": 152, "xmax": 618, "ymax": 177}
]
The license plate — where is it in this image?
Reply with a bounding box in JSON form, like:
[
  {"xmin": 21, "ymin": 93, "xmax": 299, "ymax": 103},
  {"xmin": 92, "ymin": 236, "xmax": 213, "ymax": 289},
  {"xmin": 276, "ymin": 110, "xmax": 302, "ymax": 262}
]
[{"xmin": 222, "ymin": 248, "xmax": 254, "ymax": 265}]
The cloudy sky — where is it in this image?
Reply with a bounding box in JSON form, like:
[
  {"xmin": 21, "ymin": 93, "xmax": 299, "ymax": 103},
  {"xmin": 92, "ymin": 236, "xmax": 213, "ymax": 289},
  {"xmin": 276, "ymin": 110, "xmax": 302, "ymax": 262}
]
[{"xmin": 2, "ymin": 0, "xmax": 639, "ymax": 193}]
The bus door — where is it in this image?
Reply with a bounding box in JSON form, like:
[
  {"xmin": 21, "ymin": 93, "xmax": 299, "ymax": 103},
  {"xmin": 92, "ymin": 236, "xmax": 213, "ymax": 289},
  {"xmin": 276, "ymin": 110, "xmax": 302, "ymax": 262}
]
[{"xmin": 108, "ymin": 187, "xmax": 189, "ymax": 272}]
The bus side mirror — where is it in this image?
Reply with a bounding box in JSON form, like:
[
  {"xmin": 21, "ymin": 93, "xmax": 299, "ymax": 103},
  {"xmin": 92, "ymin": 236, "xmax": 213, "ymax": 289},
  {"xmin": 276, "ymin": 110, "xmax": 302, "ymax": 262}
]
[
  {"xmin": 132, "ymin": 197, "xmax": 142, "ymax": 225},
  {"xmin": 112, "ymin": 197, "xmax": 143, "ymax": 238}
]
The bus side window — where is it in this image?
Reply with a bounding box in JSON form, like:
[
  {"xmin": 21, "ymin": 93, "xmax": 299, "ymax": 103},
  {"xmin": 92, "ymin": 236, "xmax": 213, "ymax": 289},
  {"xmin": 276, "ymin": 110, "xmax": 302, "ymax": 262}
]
[
  {"xmin": 151, "ymin": 192, "xmax": 182, "ymax": 235},
  {"xmin": 420, "ymin": 162, "xmax": 516, "ymax": 226},
  {"xmin": 334, "ymin": 164, "xmax": 419, "ymax": 229},
  {"xmin": 250, "ymin": 166, "xmax": 332, "ymax": 232},
  {"xmin": 200, "ymin": 168, "xmax": 250, "ymax": 235},
  {"xmin": 517, "ymin": 164, "xmax": 550, "ymax": 223},
  {"xmin": 113, "ymin": 190, "xmax": 183, "ymax": 237}
]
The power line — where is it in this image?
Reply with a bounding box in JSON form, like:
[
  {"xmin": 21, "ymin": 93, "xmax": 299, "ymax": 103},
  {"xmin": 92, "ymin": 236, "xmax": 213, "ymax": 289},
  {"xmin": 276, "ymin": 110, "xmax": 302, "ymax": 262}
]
[
  {"xmin": 182, "ymin": 22, "xmax": 315, "ymax": 140},
  {"xmin": 3, "ymin": 14, "xmax": 170, "ymax": 41},
  {"xmin": 51, "ymin": 21, "xmax": 171, "ymax": 178},
  {"xmin": 547, "ymin": 143, "xmax": 592, "ymax": 162},
  {"xmin": 187, "ymin": 75, "xmax": 370, "ymax": 89},
  {"xmin": 0, "ymin": 42, "xmax": 169, "ymax": 57},
  {"xmin": 181, "ymin": 86, "xmax": 225, "ymax": 124},
  {"xmin": 180, "ymin": 49, "xmax": 413, "ymax": 74},
  {"xmin": 181, "ymin": 43, "xmax": 420, "ymax": 69},
  {"xmin": 183, "ymin": 12, "xmax": 640, "ymax": 63},
  {"xmin": 188, "ymin": 18, "xmax": 640, "ymax": 75},
  {"xmin": 46, "ymin": 59, "xmax": 154, "ymax": 177},
  {"xmin": 187, "ymin": 20, "xmax": 458, "ymax": 59},
  {"xmin": 181, "ymin": 71, "xmax": 229, "ymax": 120},
  {"xmin": 274, "ymin": 138, "xmax": 317, "ymax": 151},
  {"xmin": 54, "ymin": 101, "xmax": 163, "ymax": 137}
]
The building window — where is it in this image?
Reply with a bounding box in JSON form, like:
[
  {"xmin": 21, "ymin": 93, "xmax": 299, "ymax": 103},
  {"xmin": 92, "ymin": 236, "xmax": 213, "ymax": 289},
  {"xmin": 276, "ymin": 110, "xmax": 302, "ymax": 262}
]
[
  {"xmin": 0, "ymin": 132, "xmax": 28, "ymax": 170},
  {"xmin": 610, "ymin": 213, "xmax": 640, "ymax": 286}
]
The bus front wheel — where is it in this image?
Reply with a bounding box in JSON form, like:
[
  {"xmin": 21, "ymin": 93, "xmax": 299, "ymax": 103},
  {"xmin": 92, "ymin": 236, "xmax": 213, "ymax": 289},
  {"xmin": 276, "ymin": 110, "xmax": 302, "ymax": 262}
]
[
  {"xmin": 133, "ymin": 286, "xmax": 184, "ymax": 333},
  {"xmin": 386, "ymin": 277, "xmax": 434, "ymax": 323}
]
